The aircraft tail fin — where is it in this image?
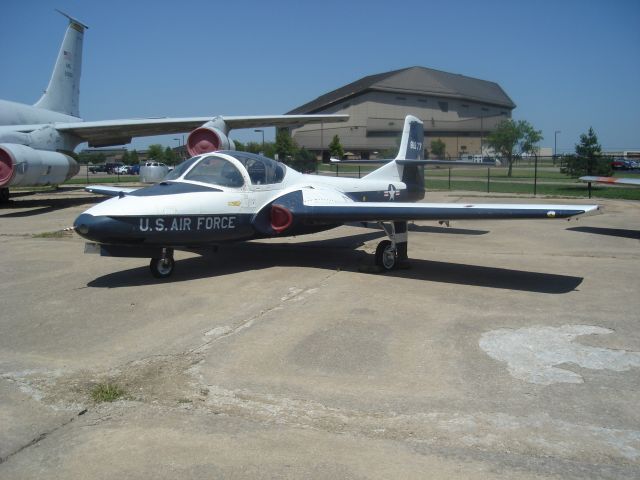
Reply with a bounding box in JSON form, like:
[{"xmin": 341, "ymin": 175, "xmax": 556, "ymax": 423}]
[
  {"xmin": 363, "ymin": 115, "xmax": 426, "ymax": 200},
  {"xmin": 395, "ymin": 115, "xmax": 424, "ymax": 161},
  {"xmin": 33, "ymin": 10, "xmax": 88, "ymax": 118}
]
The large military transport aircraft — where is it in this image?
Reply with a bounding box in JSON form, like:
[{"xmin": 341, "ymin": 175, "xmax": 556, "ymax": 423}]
[
  {"xmin": 74, "ymin": 115, "xmax": 599, "ymax": 278},
  {"xmin": 0, "ymin": 11, "xmax": 346, "ymax": 202}
]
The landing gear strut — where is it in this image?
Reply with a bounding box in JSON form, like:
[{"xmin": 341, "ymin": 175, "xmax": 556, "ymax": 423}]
[
  {"xmin": 150, "ymin": 248, "xmax": 175, "ymax": 278},
  {"xmin": 0, "ymin": 188, "xmax": 9, "ymax": 204},
  {"xmin": 374, "ymin": 221, "xmax": 408, "ymax": 271}
]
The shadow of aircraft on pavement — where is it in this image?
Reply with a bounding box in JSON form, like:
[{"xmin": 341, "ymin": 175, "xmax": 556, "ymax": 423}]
[{"xmin": 88, "ymin": 231, "xmax": 582, "ymax": 294}]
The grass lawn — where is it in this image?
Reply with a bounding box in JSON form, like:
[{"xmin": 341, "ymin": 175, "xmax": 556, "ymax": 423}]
[
  {"xmin": 425, "ymin": 178, "xmax": 640, "ymax": 200},
  {"xmin": 65, "ymin": 175, "xmax": 139, "ymax": 184}
]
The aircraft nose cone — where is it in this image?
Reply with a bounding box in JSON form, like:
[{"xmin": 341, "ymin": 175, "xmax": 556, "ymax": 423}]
[
  {"xmin": 73, "ymin": 213, "xmax": 134, "ymax": 242},
  {"xmin": 74, "ymin": 214, "xmax": 91, "ymax": 237}
]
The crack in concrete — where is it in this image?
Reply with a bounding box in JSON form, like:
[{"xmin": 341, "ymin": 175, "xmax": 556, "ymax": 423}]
[
  {"xmin": 189, "ymin": 272, "xmax": 337, "ymax": 356},
  {"xmin": 196, "ymin": 385, "xmax": 640, "ymax": 464},
  {"xmin": 6, "ymin": 273, "xmax": 638, "ymax": 467},
  {"xmin": 0, "ymin": 276, "xmax": 338, "ymax": 464},
  {"xmin": 0, "ymin": 408, "xmax": 86, "ymax": 465}
]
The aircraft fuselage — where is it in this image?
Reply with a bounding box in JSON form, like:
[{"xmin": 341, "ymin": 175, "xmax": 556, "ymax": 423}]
[
  {"xmin": 74, "ymin": 157, "xmax": 404, "ymax": 251},
  {"xmin": 0, "ymin": 99, "xmax": 79, "ymax": 127}
]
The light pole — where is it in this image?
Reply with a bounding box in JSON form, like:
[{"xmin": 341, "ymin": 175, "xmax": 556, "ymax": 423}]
[
  {"xmin": 173, "ymin": 137, "xmax": 181, "ymax": 162},
  {"xmin": 254, "ymin": 129, "xmax": 265, "ymax": 153},
  {"xmin": 480, "ymin": 114, "xmax": 484, "ymax": 156},
  {"xmin": 554, "ymin": 130, "xmax": 561, "ymax": 165}
]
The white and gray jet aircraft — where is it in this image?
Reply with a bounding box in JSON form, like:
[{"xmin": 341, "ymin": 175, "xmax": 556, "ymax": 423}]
[
  {"xmin": 74, "ymin": 115, "xmax": 600, "ymax": 278},
  {"xmin": 0, "ymin": 11, "xmax": 346, "ymax": 202}
]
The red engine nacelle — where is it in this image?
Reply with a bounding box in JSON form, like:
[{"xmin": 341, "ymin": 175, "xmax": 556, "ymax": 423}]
[
  {"xmin": 270, "ymin": 205, "xmax": 293, "ymax": 233},
  {"xmin": 186, "ymin": 124, "xmax": 233, "ymax": 156},
  {"xmin": 0, "ymin": 148, "xmax": 13, "ymax": 187}
]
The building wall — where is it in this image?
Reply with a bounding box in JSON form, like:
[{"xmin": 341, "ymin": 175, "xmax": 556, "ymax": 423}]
[{"xmin": 290, "ymin": 91, "xmax": 512, "ymax": 158}]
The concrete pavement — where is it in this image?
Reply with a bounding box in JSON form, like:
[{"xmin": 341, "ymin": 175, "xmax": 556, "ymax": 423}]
[{"xmin": 1, "ymin": 187, "xmax": 638, "ymax": 478}]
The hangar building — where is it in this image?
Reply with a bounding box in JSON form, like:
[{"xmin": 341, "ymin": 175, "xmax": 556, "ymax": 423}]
[{"xmin": 286, "ymin": 66, "xmax": 515, "ymax": 160}]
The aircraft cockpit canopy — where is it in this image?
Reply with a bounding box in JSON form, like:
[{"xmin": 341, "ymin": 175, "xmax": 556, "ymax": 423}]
[
  {"xmin": 226, "ymin": 151, "xmax": 286, "ymax": 185},
  {"xmin": 166, "ymin": 152, "xmax": 286, "ymax": 188}
]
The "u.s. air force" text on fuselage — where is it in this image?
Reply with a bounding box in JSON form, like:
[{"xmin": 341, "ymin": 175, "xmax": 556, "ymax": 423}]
[{"xmin": 138, "ymin": 216, "xmax": 237, "ymax": 232}]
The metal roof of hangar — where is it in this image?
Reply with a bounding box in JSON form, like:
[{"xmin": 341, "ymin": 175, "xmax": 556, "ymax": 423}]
[{"xmin": 287, "ymin": 66, "xmax": 516, "ymax": 114}]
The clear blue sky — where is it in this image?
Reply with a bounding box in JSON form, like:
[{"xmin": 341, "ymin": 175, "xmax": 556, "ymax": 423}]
[{"xmin": 1, "ymin": 0, "xmax": 639, "ymax": 153}]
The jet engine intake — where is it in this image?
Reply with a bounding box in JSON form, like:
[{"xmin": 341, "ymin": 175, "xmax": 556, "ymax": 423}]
[
  {"xmin": 0, "ymin": 143, "xmax": 79, "ymax": 187},
  {"xmin": 186, "ymin": 122, "xmax": 234, "ymax": 156}
]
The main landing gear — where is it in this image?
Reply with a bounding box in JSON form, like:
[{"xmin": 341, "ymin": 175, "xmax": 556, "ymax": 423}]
[
  {"xmin": 150, "ymin": 248, "xmax": 175, "ymax": 278},
  {"xmin": 374, "ymin": 221, "xmax": 409, "ymax": 271}
]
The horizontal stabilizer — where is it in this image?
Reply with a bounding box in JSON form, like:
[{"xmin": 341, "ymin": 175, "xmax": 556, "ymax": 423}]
[
  {"xmin": 580, "ymin": 176, "xmax": 640, "ymax": 186},
  {"xmin": 85, "ymin": 185, "xmax": 139, "ymax": 196},
  {"xmin": 330, "ymin": 159, "xmax": 499, "ymax": 167}
]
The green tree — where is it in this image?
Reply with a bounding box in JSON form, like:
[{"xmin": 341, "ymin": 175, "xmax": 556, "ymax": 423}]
[
  {"xmin": 486, "ymin": 119, "xmax": 542, "ymax": 176},
  {"xmin": 328, "ymin": 134, "xmax": 344, "ymax": 160},
  {"xmin": 164, "ymin": 146, "xmax": 178, "ymax": 165},
  {"xmin": 77, "ymin": 151, "xmax": 92, "ymax": 165},
  {"xmin": 520, "ymin": 125, "xmax": 543, "ymax": 158},
  {"xmin": 245, "ymin": 141, "xmax": 263, "ymax": 154},
  {"xmin": 232, "ymin": 139, "xmax": 246, "ymax": 151},
  {"xmin": 274, "ymin": 129, "xmax": 297, "ymax": 162},
  {"xmin": 561, "ymin": 127, "xmax": 611, "ymax": 177},
  {"xmin": 130, "ymin": 150, "xmax": 139, "ymax": 165},
  {"xmin": 262, "ymin": 142, "xmax": 277, "ymax": 159},
  {"xmin": 430, "ymin": 139, "xmax": 446, "ymax": 158},
  {"xmin": 147, "ymin": 144, "xmax": 164, "ymax": 161},
  {"xmin": 292, "ymin": 147, "xmax": 317, "ymax": 173},
  {"xmin": 121, "ymin": 150, "xmax": 131, "ymax": 165}
]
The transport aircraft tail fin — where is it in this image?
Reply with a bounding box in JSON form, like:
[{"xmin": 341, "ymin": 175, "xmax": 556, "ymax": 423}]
[{"xmin": 33, "ymin": 10, "xmax": 88, "ymax": 118}]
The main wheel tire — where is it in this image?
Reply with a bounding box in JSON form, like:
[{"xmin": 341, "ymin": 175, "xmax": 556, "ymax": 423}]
[
  {"xmin": 150, "ymin": 257, "xmax": 175, "ymax": 278},
  {"xmin": 0, "ymin": 188, "xmax": 9, "ymax": 203},
  {"xmin": 375, "ymin": 240, "xmax": 397, "ymax": 271}
]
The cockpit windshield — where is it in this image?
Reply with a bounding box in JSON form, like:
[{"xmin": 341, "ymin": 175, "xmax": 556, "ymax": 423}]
[
  {"xmin": 184, "ymin": 156, "xmax": 244, "ymax": 188},
  {"xmin": 164, "ymin": 156, "xmax": 200, "ymax": 181}
]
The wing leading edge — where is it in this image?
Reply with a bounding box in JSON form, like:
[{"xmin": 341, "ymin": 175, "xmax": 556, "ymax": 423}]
[
  {"xmin": 273, "ymin": 190, "xmax": 599, "ymax": 223},
  {"xmin": 8, "ymin": 115, "xmax": 348, "ymax": 147}
]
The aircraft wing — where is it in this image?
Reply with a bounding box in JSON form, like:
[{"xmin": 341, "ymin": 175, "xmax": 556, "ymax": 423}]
[
  {"xmin": 4, "ymin": 115, "xmax": 348, "ymax": 148},
  {"xmin": 580, "ymin": 176, "xmax": 640, "ymax": 186},
  {"xmin": 274, "ymin": 190, "xmax": 599, "ymax": 223},
  {"xmin": 85, "ymin": 185, "xmax": 139, "ymax": 196}
]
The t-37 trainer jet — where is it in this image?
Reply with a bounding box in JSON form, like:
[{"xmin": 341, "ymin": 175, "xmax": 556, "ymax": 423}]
[{"xmin": 74, "ymin": 115, "xmax": 599, "ymax": 278}]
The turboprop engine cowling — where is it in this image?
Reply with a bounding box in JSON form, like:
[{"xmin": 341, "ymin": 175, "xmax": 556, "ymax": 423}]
[
  {"xmin": 0, "ymin": 143, "xmax": 79, "ymax": 187},
  {"xmin": 186, "ymin": 121, "xmax": 235, "ymax": 156}
]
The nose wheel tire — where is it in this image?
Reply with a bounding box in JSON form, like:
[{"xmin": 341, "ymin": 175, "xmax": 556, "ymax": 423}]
[
  {"xmin": 375, "ymin": 240, "xmax": 397, "ymax": 271},
  {"xmin": 150, "ymin": 256, "xmax": 175, "ymax": 278}
]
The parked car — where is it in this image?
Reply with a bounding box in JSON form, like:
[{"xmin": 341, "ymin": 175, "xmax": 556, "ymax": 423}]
[
  {"xmin": 88, "ymin": 164, "xmax": 106, "ymax": 173},
  {"xmin": 105, "ymin": 162, "xmax": 124, "ymax": 174}
]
